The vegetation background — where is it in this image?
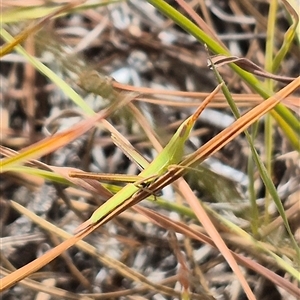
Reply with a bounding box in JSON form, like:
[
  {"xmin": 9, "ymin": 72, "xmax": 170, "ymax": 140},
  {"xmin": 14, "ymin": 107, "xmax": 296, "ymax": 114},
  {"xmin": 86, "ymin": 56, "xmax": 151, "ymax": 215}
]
[{"xmin": 0, "ymin": 0, "xmax": 299, "ymax": 299}]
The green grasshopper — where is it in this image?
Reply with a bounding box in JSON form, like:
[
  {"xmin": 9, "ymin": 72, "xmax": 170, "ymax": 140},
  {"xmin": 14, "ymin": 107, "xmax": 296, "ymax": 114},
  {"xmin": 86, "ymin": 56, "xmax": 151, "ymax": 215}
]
[{"xmin": 70, "ymin": 84, "xmax": 222, "ymax": 233}]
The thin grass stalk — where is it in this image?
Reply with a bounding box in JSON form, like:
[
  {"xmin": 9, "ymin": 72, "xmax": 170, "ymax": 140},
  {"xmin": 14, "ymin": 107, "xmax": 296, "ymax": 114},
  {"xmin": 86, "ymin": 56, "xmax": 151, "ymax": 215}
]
[
  {"xmin": 0, "ymin": 28, "xmax": 95, "ymax": 115},
  {"xmin": 147, "ymin": 0, "xmax": 300, "ymax": 149},
  {"xmin": 209, "ymin": 59, "xmax": 300, "ymax": 258},
  {"xmin": 264, "ymin": 0, "xmax": 278, "ymax": 225}
]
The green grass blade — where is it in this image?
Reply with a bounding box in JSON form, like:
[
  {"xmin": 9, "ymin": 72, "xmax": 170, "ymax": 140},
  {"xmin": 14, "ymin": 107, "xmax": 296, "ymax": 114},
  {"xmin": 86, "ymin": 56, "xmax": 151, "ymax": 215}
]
[
  {"xmin": 0, "ymin": 28, "xmax": 95, "ymax": 115},
  {"xmin": 147, "ymin": 0, "xmax": 300, "ymax": 150},
  {"xmin": 8, "ymin": 166, "xmax": 70, "ymax": 185},
  {"xmin": 209, "ymin": 58, "xmax": 300, "ymax": 259},
  {"xmin": 272, "ymin": 0, "xmax": 299, "ymax": 72}
]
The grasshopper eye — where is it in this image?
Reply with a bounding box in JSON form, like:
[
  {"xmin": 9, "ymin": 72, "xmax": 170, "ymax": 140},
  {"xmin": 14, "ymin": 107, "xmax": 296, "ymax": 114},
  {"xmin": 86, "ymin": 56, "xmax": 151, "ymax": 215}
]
[{"xmin": 179, "ymin": 124, "xmax": 188, "ymax": 138}]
